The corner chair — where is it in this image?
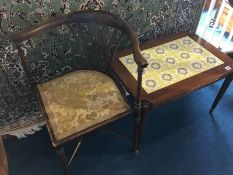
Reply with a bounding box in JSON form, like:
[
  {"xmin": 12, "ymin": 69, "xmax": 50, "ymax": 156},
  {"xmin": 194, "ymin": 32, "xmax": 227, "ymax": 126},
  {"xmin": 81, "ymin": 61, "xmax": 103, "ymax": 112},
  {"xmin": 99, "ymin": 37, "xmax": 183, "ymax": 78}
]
[{"xmin": 11, "ymin": 10, "xmax": 148, "ymax": 175}]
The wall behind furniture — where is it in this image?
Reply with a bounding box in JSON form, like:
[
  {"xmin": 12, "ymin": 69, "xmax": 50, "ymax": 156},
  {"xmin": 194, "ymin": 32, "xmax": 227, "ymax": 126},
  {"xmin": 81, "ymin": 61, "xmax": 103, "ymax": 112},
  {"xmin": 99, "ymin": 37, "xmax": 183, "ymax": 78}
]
[{"xmin": 0, "ymin": 0, "xmax": 204, "ymax": 136}]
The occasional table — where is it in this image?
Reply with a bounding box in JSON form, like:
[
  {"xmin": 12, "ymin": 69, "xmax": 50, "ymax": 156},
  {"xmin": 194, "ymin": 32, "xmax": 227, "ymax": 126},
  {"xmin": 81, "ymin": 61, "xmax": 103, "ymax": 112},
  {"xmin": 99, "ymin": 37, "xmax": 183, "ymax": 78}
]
[{"xmin": 112, "ymin": 32, "xmax": 233, "ymax": 149}]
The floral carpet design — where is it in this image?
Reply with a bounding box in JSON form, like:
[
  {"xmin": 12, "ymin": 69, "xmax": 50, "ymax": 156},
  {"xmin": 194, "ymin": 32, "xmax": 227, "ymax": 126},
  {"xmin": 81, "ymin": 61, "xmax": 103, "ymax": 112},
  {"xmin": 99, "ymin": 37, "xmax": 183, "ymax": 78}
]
[{"xmin": 0, "ymin": 0, "xmax": 205, "ymax": 135}]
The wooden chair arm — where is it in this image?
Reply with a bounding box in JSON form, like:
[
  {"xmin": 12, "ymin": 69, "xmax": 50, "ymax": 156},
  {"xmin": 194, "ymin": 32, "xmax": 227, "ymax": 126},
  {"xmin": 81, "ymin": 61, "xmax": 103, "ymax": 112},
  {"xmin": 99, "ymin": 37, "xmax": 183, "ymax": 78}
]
[{"xmin": 133, "ymin": 51, "xmax": 148, "ymax": 68}]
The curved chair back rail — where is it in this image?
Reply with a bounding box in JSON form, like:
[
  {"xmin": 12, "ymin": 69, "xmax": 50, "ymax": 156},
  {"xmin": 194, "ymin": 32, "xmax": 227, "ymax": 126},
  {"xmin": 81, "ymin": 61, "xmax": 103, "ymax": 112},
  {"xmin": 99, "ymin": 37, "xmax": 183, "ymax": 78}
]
[{"xmin": 11, "ymin": 10, "xmax": 148, "ymax": 68}]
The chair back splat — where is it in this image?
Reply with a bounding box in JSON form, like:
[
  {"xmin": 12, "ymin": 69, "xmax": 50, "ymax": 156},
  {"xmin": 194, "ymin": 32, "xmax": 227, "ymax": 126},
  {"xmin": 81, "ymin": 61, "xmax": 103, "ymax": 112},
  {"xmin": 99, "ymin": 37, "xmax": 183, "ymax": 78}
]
[{"xmin": 11, "ymin": 10, "xmax": 147, "ymax": 76}]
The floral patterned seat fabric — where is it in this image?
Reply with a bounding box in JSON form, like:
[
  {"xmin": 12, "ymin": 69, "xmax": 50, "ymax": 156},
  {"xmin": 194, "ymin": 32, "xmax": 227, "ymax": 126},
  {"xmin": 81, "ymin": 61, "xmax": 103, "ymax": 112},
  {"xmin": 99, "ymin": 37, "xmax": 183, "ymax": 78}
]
[{"xmin": 37, "ymin": 70, "xmax": 130, "ymax": 141}]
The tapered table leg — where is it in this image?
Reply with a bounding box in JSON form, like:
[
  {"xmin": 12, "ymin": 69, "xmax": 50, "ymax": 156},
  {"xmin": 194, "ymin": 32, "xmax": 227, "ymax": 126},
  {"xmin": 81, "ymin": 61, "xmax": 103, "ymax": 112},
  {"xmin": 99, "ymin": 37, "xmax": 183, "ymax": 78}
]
[
  {"xmin": 0, "ymin": 136, "xmax": 8, "ymax": 175},
  {"xmin": 210, "ymin": 74, "xmax": 233, "ymax": 113}
]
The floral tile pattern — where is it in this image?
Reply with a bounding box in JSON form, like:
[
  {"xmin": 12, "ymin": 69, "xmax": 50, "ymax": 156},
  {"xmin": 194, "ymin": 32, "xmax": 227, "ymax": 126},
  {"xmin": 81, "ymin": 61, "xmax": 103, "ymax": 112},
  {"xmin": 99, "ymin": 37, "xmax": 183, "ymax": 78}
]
[{"xmin": 120, "ymin": 36, "xmax": 224, "ymax": 93}]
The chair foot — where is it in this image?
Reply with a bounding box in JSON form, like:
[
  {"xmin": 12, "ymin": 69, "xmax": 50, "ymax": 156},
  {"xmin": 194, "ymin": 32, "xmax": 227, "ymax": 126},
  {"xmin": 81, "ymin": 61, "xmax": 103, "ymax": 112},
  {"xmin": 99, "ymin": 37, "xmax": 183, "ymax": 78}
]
[
  {"xmin": 55, "ymin": 146, "xmax": 69, "ymax": 175},
  {"xmin": 209, "ymin": 74, "xmax": 233, "ymax": 113},
  {"xmin": 134, "ymin": 149, "xmax": 139, "ymax": 155}
]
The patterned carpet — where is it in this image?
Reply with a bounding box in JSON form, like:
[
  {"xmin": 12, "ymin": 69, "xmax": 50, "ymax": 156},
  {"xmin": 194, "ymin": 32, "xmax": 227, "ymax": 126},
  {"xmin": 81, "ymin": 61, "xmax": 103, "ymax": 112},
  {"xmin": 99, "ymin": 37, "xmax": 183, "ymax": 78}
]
[
  {"xmin": 0, "ymin": 0, "xmax": 205, "ymax": 135},
  {"xmin": 4, "ymin": 78, "xmax": 233, "ymax": 175}
]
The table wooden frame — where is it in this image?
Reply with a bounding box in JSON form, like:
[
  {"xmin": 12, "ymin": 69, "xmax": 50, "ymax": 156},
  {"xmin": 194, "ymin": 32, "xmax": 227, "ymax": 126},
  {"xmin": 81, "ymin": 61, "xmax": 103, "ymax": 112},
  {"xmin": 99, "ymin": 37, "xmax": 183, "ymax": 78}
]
[{"xmin": 112, "ymin": 32, "xmax": 233, "ymax": 149}]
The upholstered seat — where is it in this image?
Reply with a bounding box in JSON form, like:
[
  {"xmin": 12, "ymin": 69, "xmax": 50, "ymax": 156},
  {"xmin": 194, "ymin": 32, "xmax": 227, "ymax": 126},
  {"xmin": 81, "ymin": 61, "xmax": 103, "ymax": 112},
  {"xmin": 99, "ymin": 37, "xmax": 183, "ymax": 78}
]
[{"xmin": 37, "ymin": 70, "xmax": 130, "ymax": 141}]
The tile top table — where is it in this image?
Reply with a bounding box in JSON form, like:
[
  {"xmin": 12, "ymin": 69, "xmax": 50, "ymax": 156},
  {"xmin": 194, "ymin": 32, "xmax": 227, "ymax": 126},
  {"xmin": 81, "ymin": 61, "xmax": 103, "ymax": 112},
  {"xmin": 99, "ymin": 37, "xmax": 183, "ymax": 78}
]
[{"xmin": 112, "ymin": 33, "xmax": 233, "ymax": 106}]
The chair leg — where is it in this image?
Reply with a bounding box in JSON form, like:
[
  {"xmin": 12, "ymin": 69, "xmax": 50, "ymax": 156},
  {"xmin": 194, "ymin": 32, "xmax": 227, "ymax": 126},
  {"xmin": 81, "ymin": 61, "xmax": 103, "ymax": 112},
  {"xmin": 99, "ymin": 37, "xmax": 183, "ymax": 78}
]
[
  {"xmin": 137, "ymin": 101, "xmax": 150, "ymax": 151},
  {"xmin": 133, "ymin": 111, "xmax": 140, "ymax": 154},
  {"xmin": 210, "ymin": 74, "xmax": 233, "ymax": 113},
  {"xmin": 133, "ymin": 101, "xmax": 150, "ymax": 153},
  {"xmin": 55, "ymin": 146, "xmax": 69, "ymax": 175}
]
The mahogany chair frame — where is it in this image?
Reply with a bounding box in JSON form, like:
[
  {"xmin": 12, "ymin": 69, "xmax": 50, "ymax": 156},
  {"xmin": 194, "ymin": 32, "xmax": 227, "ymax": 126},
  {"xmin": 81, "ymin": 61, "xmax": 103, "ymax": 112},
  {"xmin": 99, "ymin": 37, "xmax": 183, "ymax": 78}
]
[{"xmin": 10, "ymin": 10, "xmax": 148, "ymax": 175}]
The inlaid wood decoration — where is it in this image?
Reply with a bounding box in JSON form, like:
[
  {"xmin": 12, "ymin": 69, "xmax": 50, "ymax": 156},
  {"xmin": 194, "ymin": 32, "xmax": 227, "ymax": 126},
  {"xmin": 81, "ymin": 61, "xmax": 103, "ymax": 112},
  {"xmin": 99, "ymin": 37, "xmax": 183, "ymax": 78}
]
[
  {"xmin": 120, "ymin": 36, "xmax": 224, "ymax": 93},
  {"xmin": 0, "ymin": 0, "xmax": 205, "ymax": 136}
]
